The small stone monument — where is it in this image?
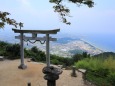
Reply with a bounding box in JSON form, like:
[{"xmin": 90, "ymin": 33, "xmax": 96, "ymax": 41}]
[{"xmin": 71, "ymin": 66, "xmax": 77, "ymax": 77}]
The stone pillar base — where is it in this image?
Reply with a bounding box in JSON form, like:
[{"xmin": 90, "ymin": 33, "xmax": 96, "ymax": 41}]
[
  {"xmin": 47, "ymin": 80, "xmax": 56, "ymax": 86},
  {"xmin": 71, "ymin": 66, "xmax": 77, "ymax": 77},
  {"xmin": 18, "ymin": 64, "xmax": 27, "ymax": 69}
]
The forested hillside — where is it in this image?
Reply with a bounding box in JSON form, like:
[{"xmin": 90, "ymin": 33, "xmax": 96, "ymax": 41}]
[{"xmin": 93, "ymin": 52, "xmax": 115, "ymax": 59}]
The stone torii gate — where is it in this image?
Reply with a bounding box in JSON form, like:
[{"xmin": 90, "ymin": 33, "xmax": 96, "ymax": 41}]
[
  {"xmin": 12, "ymin": 28, "xmax": 60, "ymax": 69},
  {"xmin": 12, "ymin": 28, "xmax": 62, "ymax": 86}
]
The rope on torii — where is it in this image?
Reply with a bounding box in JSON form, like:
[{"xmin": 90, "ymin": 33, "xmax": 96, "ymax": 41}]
[{"xmin": 23, "ymin": 39, "xmax": 46, "ymax": 45}]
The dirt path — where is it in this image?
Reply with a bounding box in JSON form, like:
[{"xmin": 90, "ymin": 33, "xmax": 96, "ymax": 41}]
[{"xmin": 0, "ymin": 59, "xmax": 88, "ymax": 86}]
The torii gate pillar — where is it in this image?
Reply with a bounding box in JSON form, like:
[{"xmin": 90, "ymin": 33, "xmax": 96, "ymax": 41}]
[
  {"xmin": 46, "ymin": 34, "xmax": 50, "ymax": 67},
  {"xmin": 18, "ymin": 32, "xmax": 27, "ymax": 69}
]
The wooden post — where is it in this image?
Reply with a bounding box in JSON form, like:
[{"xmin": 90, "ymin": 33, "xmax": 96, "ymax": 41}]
[{"xmin": 46, "ymin": 34, "xmax": 50, "ymax": 67}]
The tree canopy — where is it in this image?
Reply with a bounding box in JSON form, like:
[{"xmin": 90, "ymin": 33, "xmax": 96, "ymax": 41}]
[
  {"xmin": 0, "ymin": 0, "xmax": 94, "ymax": 28},
  {"xmin": 50, "ymin": 0, "xmax": 94, "ymax": 24},
  {"xmin": 0, "ymin": 11, "xmax": 19, "ymax": 28}
]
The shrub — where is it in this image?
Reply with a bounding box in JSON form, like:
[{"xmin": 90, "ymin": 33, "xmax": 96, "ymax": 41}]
[
  {"xmin": 50, "ymin": 54, "xmax": 73, "ymax": 66},
  {"xmin": 103, "ymin": 56, "xmax": 115, "ymax": 71},
  {"xmin": 31, "ymin": 46, "xmax": 39, "ymax": 53},
  {"xmin": 75, "ymin": 58, "xmax": 90, "ymax": 69},
  {"xmin": 0, "ymin": 41, "xmax": 11, "ymax": 56},
  {"xmin": 75, "ymin": 57, "xmax": 115, "ymax": 86},
  {"xmin": 5, "ymin": 44, "xmax": 20, "ymax": 59},
  {"xmin": 75, "ymin": 58, "xmax": 104, "ymax": 70},
  {"xmin": 51, "ymin": 59, "xmax": 60, "ymax": 65},
  {"xmin": 86, "ymin": 71, "xmax": 111, "ymax": 86},
  {"xmin": 89, "ymin": 68, "xmax": 109, "ymax": 78},
  {"xmin": 107, "ymin": 72, "xmax": 115, "ymax": 86}
]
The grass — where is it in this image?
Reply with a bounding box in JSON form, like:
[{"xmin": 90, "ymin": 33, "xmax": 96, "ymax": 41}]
[
  {"xmin": 86, "ymin": 71, "xmax": 111, "ymax": 86},
  {"xmin": 75, "ymin": 56, "xmax": 115, "ymax": 86}
]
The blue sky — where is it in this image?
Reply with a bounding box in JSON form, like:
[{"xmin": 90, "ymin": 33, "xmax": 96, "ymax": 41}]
[{"xmin": 0, "ymin": 0, "xmax": 115, "ymax": 52}]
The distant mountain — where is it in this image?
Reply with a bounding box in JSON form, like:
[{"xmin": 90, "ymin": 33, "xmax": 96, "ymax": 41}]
[
  {"xmin": 49, "ymin": 38, "xmax": 103, "ymax": 57},
  {"xmin": 34, "ymin": 37, "xmax": 103, "ymax": 57}
]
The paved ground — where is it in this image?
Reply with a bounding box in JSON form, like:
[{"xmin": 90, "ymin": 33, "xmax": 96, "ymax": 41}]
[{"xmin": 0, "ymin": 59, "xmax": 88, "ymax": 86}]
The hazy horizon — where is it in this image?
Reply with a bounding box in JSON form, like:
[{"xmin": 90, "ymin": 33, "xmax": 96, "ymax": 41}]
[{"xmin": 0, "ymin": 28, "xmax": 115, "ymax": 52}]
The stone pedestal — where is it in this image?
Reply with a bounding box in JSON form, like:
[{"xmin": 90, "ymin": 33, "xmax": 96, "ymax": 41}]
[
  {"xmin": 27, "ymin": 82, "xmax": 31, "ymax": 86},
  {"xmin": 71, "ymin": 66, "xmax": 77, "ymax": 77},
  {"xmin": 42, "ymin": 66, "xmax": 62, "ymax": 86},
  {"xmin": 18, "ymin": 64, "xmax": 27, "ymax": 69}
]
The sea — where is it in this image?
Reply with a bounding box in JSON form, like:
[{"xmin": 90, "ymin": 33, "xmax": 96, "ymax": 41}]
[{"xmin": 0, "ymin": 28, "xmax": 115, "ymax": 52}]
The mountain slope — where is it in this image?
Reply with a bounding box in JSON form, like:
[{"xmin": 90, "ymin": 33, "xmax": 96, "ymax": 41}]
[{"xmin": 50, "ymin": 39, "xmax": 103, "ymax": 57}]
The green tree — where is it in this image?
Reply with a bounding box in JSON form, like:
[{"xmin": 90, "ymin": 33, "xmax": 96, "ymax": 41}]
[
  {"xmin": 28, "ymin": 46, "xmax": 46, "ymax": 62},
  {"xmin": 72, "ymin": 53, "xmax": 83, "ymax": 63},
  {"xmin": 0, "ymin": 41, "xmax": 11, "ymax": 56},
  {"xmin": 31, "ymin": 46, "xmax": 39, "ymax": 53},
  {"xmin": 0, "ymin": 11, "xmax": 20, "ymax": 28},
  {"xmin": 82, "ymin": 52, "xmax": 90, "ymax": 58},
  {"xmin": 5, "ymin": 44, "xmax": 20, "ymax": 59}
]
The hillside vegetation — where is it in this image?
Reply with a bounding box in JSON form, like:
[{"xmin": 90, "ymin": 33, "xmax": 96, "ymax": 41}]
[
  {"xmin": 93, "ymin": 52, "xmax": 115, "ymax": 59},
  {"xmin": 75, "ymin": 56, "xmax": 115, "ymax": 86}
]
